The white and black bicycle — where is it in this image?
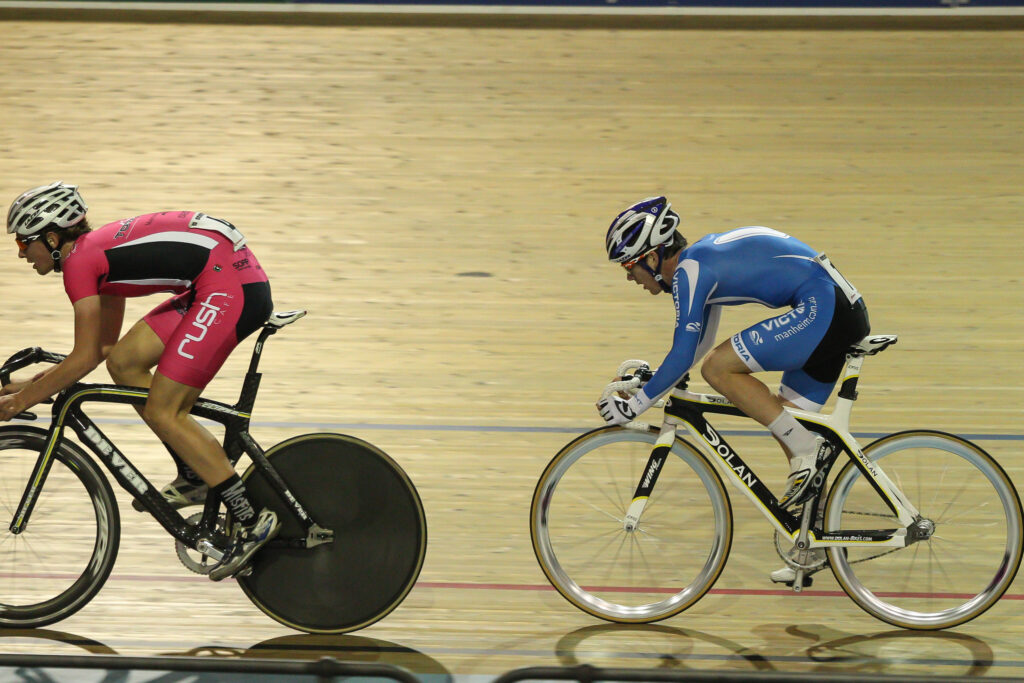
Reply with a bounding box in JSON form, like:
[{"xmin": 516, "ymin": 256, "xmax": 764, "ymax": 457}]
[{"xmin": 531, "ymin": 335, "xmax": 1023, "ymax": 630}]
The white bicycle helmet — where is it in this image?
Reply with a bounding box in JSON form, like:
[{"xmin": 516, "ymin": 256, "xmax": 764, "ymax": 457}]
[
  {"xmin": 7, "ymin": 181, "xmax": 88, "ymax": 238},
  {"xmin": 605, "ymin": 196, "xmax": 680, "ymax": 264}
]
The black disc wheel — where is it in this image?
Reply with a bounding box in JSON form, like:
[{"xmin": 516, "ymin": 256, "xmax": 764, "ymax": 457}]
[{"xmin": 238, "ymin": 433, "xmax": 426, "ymax": 633}]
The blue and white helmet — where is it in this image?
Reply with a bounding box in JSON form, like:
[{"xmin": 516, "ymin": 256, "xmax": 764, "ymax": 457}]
[
  {"xmin": 7, "ymin": 181, "xmax": 88, "ymax": 238},
  {"xmin": 605, "ymin": 196, "xmax": 681, "ymax": 264}
]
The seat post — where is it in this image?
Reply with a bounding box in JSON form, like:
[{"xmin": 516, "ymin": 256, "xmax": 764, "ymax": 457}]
[
  {"xmin": 234, "ymin": 310, "xmax": 307, "ymax": 413},
  {"xmin": 830, "ymin": 353, "xmax": 864, "ymax": 429},
  {"xmin": 246, "ymin": 324, "xmax": 277, "ymax": 377},
  {"xmin": 837, "ymin": 353, "xmax": 863, "ymax": 402},
  {"xmin": 235, "ymin": 324, "xmax": 277, "ymax": 413}
]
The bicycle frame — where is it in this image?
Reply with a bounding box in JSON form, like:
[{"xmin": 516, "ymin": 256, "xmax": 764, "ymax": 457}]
[
  {"xmin": 626, "ymin": 339, "xmax": 921, "ymax": 550},
  {"xmin": 3, "ymin": 314, "xmax": 331, "ymax": 554}
]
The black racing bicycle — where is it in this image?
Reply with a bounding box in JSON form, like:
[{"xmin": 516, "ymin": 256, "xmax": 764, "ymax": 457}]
[
  {"xmin": 0, "ymin": 310, "xmax": 427, "ymax": 633},
  {"xmin": 531, "ymin": 334, "xmax": 1023, "ymax": 630}
]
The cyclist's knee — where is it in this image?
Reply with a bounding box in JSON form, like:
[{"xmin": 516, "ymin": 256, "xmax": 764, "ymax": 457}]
[
  {"xmin": 143, "ymin": 376, "xmax": 202, "ymax": 433},
  {"xmin": 105, "ymin": 349, "xmax": 136, "ymax": 384},
  {"xmin": 702, "ymin": 345, "xmax": 751, "ymax": 389},
  {"xmin": 141, "ymin": 399, "xmax": 185, "ymax": 435},
  {"xmin": 701, "ymin": 346, "xmax": 730, "ymax": 386}
]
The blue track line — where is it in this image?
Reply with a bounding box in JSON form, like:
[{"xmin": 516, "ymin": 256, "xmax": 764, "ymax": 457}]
[{"xmin": 38, "ymin": 417, "xmax": 1024, "ymax": 441}]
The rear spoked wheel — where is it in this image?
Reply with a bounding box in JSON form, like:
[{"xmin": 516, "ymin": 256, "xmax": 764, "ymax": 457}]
[{"xmin": 825, "ymin": 430, "xmax": 1023, "ymax": 629}]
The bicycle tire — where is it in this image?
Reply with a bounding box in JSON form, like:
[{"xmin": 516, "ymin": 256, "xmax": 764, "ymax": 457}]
[
  {"xmin": 0, "ymin": 426, "xmax": 120, "ymax": 628},
  {"xmin": 531, "ymin": 425, "xmax": 733, "ymax": 623},
  {"xmin": 824, "ymin": 429, "xmax": 1023, "ymax": 629},
  {"xmin": 237, "ymin": 433, "xmax": 426, "ymax": 634}
]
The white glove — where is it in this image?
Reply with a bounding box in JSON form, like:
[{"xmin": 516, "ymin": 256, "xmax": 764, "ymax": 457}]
[{"xmin": 596, "ymin": 395, "xmax": 640, "ymax": 426}]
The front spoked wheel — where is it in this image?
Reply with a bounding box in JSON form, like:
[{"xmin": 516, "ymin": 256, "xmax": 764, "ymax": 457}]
[
  {"xmin": 531, "ymin": 426, "xmax": 732, "ymax": 623},
  {"xmin": 0, "ymin": 426, "xmax": 120, "ymax": 628},
  {"xmin": 825, "ymin": 430, "xmax": 1023, "ymax": 629},
  {"xmin": 238, "ymin": 433, "xmax": 427, "ymax": 634}
]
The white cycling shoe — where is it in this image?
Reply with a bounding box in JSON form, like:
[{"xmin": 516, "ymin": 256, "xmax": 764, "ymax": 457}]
[{"xmin": 778, "ymin": 437, "xmax": 832, "ymax": 509}]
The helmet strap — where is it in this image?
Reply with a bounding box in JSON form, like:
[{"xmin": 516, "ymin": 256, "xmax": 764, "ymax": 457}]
[
  {"xmin": 639, "ymin": 245, "xmax": 671, "ymax": 293},
  {"xmin": 48, "ymin": 234, "xmax": 64, "ymax": 274}
]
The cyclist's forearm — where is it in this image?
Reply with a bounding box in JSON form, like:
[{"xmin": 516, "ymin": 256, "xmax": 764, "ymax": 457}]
[{"xmin": 14, "ymin": 355, "xmax": 99, "ymax": 410}]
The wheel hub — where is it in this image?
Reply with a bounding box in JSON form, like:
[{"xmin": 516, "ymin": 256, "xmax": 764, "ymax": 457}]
[{"xmin": 909, "ymin": 517, "xmax": 935, "ymax": 542}]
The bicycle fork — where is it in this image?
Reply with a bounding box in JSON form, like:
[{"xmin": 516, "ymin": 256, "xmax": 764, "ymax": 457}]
[{"xmin": 622, "ymin": 424, "xmax": 676, "ymax": 531}]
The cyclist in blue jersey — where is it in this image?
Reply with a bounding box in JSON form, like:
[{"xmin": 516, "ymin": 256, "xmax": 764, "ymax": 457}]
[{"xmin": 597, "ymin": 197, "xmax": 870, "ymax": 581}]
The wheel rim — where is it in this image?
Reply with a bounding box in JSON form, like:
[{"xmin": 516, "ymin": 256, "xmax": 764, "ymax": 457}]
[
  {"xmin": 826, "ymin": 432, "xmax": 1022, "ymax": 629},
  {"xmin": 0, "ymin": 430, "xmax": 118, "ymax": 625},
  {"xmin": 532, "ymin": 428, "xmax": 731, "ymax": 622}
]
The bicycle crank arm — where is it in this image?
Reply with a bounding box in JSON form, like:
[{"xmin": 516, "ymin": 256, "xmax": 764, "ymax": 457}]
[
  {"xmin": 196, "ymin": 539, "xmax": 225, "ymax": 561},
  {"xmin": 793, "ymin": 567, "xmax": 806, "ymax": 593}
]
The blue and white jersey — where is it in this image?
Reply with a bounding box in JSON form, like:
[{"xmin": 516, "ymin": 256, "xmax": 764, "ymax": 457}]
[{"xmin": 637, "ymin": 226, "xmax": 835, "ymax": 406}]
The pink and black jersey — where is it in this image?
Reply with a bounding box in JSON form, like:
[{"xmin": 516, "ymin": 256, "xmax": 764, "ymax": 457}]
[
  {"xmin": 62, "ymin": 211, "xmax": 273, "ymax": 389},
  {"xmin": 62, "ymin": 211, "xmax": 266, "ymax": 303}
]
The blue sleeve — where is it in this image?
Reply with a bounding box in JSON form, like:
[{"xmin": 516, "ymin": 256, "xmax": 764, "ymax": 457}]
[{"xmin": 638, "ymin": 258, "xmax": 717, "ymax": 405}]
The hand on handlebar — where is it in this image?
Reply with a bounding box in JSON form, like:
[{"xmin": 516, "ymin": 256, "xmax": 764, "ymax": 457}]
[
  {"xmin": 0, "ymin": 393, "xmax": 27, "ymax": 422},
  {"xmin": 596, "ymin": 395, "xmax": 640, "ymax": 426},
  {"xmin": 596, "ymin": 361, "xmax": 662, "ymax": 428}
]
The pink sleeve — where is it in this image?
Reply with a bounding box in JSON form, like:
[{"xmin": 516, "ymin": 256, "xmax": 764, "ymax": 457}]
[{"xmin": 62, "ymin": 242, "xmax": 102, "ymax": 304}]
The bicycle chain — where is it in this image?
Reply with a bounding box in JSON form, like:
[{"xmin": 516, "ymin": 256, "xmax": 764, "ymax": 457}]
[
  {"xmin": 775, "ymin": 509, "xmax": 908, "ymax": 569},
  {"xmin": 838, "ymin": 509, "xmax": 909, "ymax": 565}
]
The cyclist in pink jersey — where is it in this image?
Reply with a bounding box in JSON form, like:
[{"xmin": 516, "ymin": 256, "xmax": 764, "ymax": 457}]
[{"xmin": 0, "ymin": 182, "xmax": 278, "ymax": 581}]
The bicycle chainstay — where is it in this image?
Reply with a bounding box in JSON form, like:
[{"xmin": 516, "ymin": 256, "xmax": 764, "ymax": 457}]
[{"xmin": 827, "ymin": 509, "xmax": 910, "ymax": 566}]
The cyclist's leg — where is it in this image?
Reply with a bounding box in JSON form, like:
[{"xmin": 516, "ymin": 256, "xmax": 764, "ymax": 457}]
[
  {"xmin": 144, "ymin": 277, "xmax": 268, "ymax": 490},
  {"xmin": 144, "ymin": 370, "xmax": 277, "ymax": 581},
  {"xmin": 701, "ymin": 345, "xmax": 794, "ymax": 426},
  {"xmin": 143, "ymin": 373, "xmax": 234, "ymax": 486},
  {"xmin": 108, "ymin": 295, "xmax": 207, "ymax": 501},
  {"xmin": 145, "ymin": 274, "xmax": 276, "ymax": 578},
  {"xmin": 703, "ymin": 282, "xmax": 839, "ymax": 506},
  {"xmin": 700, "ymin": 283, "xmax": 836, "ymax": 428},
  {"xmin": 105, "ymin": 318, "xmax": 165, "ymax": 389}
]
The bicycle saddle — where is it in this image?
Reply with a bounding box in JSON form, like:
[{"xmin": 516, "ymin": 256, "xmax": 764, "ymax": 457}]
[
  {"xmin": 266, "ymin": 310, "xmax": 307, "ymax": 329},
  {"xmin": 848, "ymin": 334, "xmax": 898, "ymax": 356}
]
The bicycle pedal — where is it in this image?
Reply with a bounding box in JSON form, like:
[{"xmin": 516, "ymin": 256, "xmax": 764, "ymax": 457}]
[
  {"xmin": 771, "ymin": 572, "xmax": 814, "ymax": 589},
  {"xmin": 790, "ymin": 575, "xmax": 814, "ymax": 589}
]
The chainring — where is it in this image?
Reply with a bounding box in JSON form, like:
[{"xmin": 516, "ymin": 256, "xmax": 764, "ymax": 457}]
[
  {"xmin": 176, "ymin": 511, "xmax": 227, "ymax": 575},
  {"xmin": 774, "ymin": 497, "xmax": 829, "ymax": 571},
  {"xmin": 773, "ymin": 530, "xmax": 829, "ymax": 571}
]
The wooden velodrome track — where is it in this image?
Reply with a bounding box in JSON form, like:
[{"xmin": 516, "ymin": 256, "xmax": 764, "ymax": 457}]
[{"xmin": 0, "ymin": 11, "xmax": 1022, "ymax": 679}]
